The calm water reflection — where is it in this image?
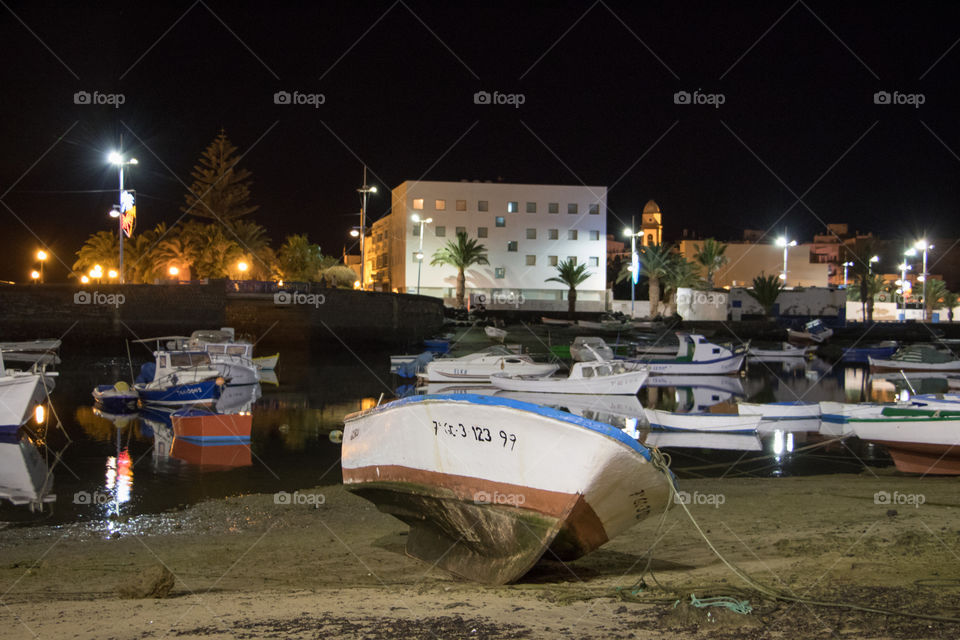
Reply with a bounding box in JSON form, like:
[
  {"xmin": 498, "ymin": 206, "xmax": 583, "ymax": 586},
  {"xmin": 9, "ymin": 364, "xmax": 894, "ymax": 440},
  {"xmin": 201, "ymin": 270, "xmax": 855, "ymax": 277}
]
[{"xmin": 0, "ymin": 350, "xmax": 940, "ymax": 526}]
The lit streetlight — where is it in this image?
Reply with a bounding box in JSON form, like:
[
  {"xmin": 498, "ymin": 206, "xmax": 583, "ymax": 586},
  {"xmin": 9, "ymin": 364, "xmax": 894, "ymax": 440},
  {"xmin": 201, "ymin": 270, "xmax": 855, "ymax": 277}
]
[
  {"xmin": 412, "ymin": 214, "xmax": 432, "ymax": 294},
  {"xmin": 30, "ymin": 270, "xmax": 40, "ymax": 283},
  {"xmin": 913, "ymin": 239, "xmax": 934, "ymax": 321},
  {"xmin": 108, "ymin": 269, "xmax": 118, "ymax": 280},
  {"xmin": 841, "ymin": 261, "xmax": 854, "ymax": 288},
  {"xmin": 623, "ymin": 223, "xmax": 642, "ymax": 316},
  {"xmin": 356, "ymin": 166, "xmax": 377, "ymax": 291},
  {"xmin": 36, "ymin": 250, "xmax": 48, "ymax": 283},
  {"xmin": 775, "ymin": 234, "xmax": 798, "ymax": 285},
  {"xmin": 897, "ymin": 258, "xmax": 912, "ymax": 321},
  {"xmin": 237, "ymin": 261, "xmax": 248, "ymax": 279},
  {"xmin": 108, "ymin": 150, "xmax": 138, "ymax": 283},
  {"xmin": 168, "ymin": 265, "xmax": 180, "ymax": 278},
  {"xmin": 80, "ymin": 275, "xmax": 90, "ymax": 284}
]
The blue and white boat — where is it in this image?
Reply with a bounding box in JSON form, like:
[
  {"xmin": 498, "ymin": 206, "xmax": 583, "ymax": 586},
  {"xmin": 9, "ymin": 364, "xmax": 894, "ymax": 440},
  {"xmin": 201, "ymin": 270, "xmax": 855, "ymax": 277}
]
[
  {"xmin": 643, "ymin": 407, "xmax": 761, "ymax": 433},
  {"xmin": 622, "ymin": 334, "xmax": 746, "ymax": 375},
  {"xmin": 134, "ymin": 351, "xmax": 224, "ymax": 406},
  {"xmin": 839, "ymin": 341, "xmax": 899, "ymax": 364},
  {"xmin": 92, "ymin": 381, "xmax": 139, "ymax": 413}
]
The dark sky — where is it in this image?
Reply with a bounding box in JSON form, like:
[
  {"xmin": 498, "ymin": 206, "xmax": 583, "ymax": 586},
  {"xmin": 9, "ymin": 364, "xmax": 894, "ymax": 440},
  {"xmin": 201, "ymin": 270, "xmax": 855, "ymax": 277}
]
[{"xmin": 2, "ymin": 1, "xmax": 960, "ymax": 282}]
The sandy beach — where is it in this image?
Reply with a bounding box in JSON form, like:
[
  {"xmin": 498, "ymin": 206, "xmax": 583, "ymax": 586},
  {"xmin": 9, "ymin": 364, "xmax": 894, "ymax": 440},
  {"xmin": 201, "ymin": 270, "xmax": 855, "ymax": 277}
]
[{"xmin": 1, "ymin": 470, "xmax": 959, "ymax": 639}]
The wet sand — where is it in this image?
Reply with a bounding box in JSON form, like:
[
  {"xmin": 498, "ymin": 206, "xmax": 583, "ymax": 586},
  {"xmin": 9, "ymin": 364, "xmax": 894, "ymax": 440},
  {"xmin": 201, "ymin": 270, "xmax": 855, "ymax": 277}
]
[{"xmin": 1, "ymin": 472, "xmax": 959, "ymax": 639}]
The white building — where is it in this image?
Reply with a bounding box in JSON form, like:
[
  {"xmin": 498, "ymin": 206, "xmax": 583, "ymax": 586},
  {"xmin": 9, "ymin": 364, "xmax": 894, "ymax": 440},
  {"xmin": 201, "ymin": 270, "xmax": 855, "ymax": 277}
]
[{"xmin": 369, "ymin": 180, "xmax": 608, "ymax": 310}]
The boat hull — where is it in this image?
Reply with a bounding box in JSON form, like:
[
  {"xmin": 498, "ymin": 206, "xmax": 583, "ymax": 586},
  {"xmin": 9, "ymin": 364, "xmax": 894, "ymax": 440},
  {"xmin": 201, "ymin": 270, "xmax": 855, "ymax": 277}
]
[
  {"xmin": 172, "ymin": 411, "xmax": 252, "ymax": 439},
  {"xmin": 624, "ymin": 354, "xmax": 744, "ymax": 375},
  {"xmin": 868, "ymin": 356, "xmax": 960, "ymax": 373},
  {"xmin": 881, "ymin": 442, "xmax": 960, "ymax": 475},
  {"xmin": 341, "ymin": 394, "xmax": 674, "ymax": 584},
  {"xmin": 0, "ymin": 374, "xmax": 47, "ymax": 435},
  {"xmin": 737, "ymin": 401, "xmax": 820, "ymax": 419},
  {"xmin": 644, "ymin": 408, "xmax": 761, "ymax": 433},
  {"xmin": 136, "ymin": 380, "xmax": 221, "ymax": 406},
  {"xmin": 489, "ymin": 369, "xmax": 648, "ymax": 395},
  {"xmin": 421, "ymin": 361, "xmax": 558, "ymax": 383}
]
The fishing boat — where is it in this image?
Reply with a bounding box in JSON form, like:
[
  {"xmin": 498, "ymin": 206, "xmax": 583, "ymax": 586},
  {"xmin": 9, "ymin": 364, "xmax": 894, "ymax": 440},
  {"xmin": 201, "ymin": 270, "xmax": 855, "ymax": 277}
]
[
  {"xmin": 569, "ymin": 336, "xmax": 614, "ymax": 361},
  {"xmin": 748, "ymin": 342, "xmax": 812, "ymax": 358},
  {"xmin": 737, "ymin": 401, "xmax": 821, "ymax": 420},
  {"xmin": 0, "ymin": 353, "xmax": 56, "ymax": 436},
  {"xmin": 484, "ymin": 325, "xmax": 508, "ymax": 343},
  {"xmin": 171, "ymin": 407, "xmax": 252, "ymax": 442},
  {"xmin": 643, "ymin": 431, "xmax": 762, "ymax": 451},
  {"xmin": 839, "ymin": 341, "xmax": 899, "ymax": 364},
  {"xmin": 621, "ymin": 334, "xmax": 746, "ymax": 375},
  {"xmin": 868, "ymin": 344, "xmax": 960, "ymax": 373},
  {"xmin": 643, "ymin": 407, "xmax": 761, "ymax": 433},
  {"xmin": 341, "ymin": 394, "xmax": 676, "ymax": 584},
  {"xmin": 576, "ymin": 313, "xmax": 632, "ymax": 332},
  {"xmin": 91, "ymin": 381, "xmax": 139, "ymax": 413},
  {"xmin": 0, "ymin": 339, "xmax": 62, "ymax": 354},
  {"xmin": 490, "ymin": 360, "xmax": 648, "ymax": 395},
  {"xmin": 135, "ymin": 336, "xmax": 260, "ymax": 385},
  {"xmin": 786, "ymin": 319, "xmax": 834, "ymax": 345},
  {"xmin": 541, "ymin": 317, "xmax": 573, "ymax": 327},
  {"xmin": 186, "ymin": 328, "xmax": 279, "ymax": 372},
  {"xmin": 846, "ymin": 407, "xmax": 960, "ymax": 475},
  {"xmin": 134, "ymin": 351, "xmax": 224, "ymax": 406},
  {"xmin": 419, "ymin": 346, "xmax": 558, "ymax": 383}
]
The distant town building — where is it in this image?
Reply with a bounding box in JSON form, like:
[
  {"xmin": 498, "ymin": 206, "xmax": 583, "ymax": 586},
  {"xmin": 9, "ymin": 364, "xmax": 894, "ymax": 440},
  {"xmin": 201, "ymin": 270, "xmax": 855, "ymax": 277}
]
[
  {"xmin": 639, "ymin": 200, "xmax": 663, "ymax": 246},
  {"xmin": 367, "ymin": 180, "xmax": 608, "ymax": 310},
  {"xmin": 679, "ymin": 238, "xmax": 830, "ymax": 288}
]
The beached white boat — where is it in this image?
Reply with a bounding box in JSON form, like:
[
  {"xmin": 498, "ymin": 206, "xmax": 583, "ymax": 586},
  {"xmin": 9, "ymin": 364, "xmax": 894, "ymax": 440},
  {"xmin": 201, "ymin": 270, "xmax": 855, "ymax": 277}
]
[
  {"xmin": 737, "ymin": 401, "xmax": 820, "ymax": 420},
  {"xmin": 0, "ymin": 353, "xmax": 56, "ymax": 437},
  {"xmin": 622, "ymin": 334, "xmax": 746, "ymax": 375},
  {"xmin": 643, "ymin": 408, "xmax": 761, "ymax": 433},
  {"xmin": 786, "ymin": 319, "xmax": 833, "ymax": 345},
  {"xmin": 868, "ymin": 344, "xmax": 960, "ymax": 373},
  {"xmin": 493, "ymin": 392, "xmax": 644, "ymax": 424},
  {"xmin": 569, "ymin": 336, "xmax": 614, "ymax": 361},
  {"xmin": 643, "ymin": 431, "xmax": 762, "ymax": 451},
  {"xmin": 419, "ymin": 346, "xmax": 558, "ymax": 383},
  {"xmin": 484, "ymin": 325, "xmax": 508, "ymax": 342},
  {"xmin": 491, "ymin": 360, "xmax": 648, "ymax": 395},
  {"xmin": 341, "ymin": 394, "xmax": 676, "ymax": 584},
  {"xmin": 845, "ymin": 407, "xmax": 960, "ymax": 475},
  {"xmin": 748, "ymin": 342, "xmax": 813, "ymax": 358}
]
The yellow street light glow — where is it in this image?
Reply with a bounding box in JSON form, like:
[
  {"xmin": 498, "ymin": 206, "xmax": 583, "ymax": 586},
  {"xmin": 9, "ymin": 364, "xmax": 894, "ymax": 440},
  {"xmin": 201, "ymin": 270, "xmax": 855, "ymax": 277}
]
[
  {"xmin": 353, "ymin": 280, "xmax": 361, "ymax": 289},
  {"xmin": 349, "ymin": 229, "xmax": 360, "ymax": 237},
  {"xmin": 108, "ymin": 269, "xmax": 118, "ymax": 279},
  {"xmin": 168, "ymin": 266, "xmax": 179, "ymax": 276},
  {"xmin": 34, "ymin": 404, "xmax": 45, "ymax": 425},
  {"xmin": 80, "ymin": 275, "xmax": 90, "ymax": 283},
  {"xmin": 37, "ymin": 250, "xmax": 48, "ymax": 261},
  {"xmin": 30, "ymin": 270, "xmax": 40, "ymax": 280},
  {"xmin": 237, "ymin": 261, "xmax": 249, "ymax": 272}
]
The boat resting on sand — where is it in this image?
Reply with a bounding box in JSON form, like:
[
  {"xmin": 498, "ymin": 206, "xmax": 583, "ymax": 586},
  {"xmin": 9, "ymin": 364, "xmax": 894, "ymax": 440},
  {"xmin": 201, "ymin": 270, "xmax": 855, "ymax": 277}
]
[{"xmin": 341, "ymin": 394, "xmax": 676, "ymax": 584}]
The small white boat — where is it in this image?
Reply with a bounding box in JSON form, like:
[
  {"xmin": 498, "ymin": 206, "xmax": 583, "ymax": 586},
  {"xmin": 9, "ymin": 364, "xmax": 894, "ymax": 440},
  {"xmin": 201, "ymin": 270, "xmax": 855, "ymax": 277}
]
[
  {"xmin": 133, "ymin": 350, "xmax": 224, "ymax": 406},
  {"xmin": 576, "ymin": 314, "xmax": 632, "ymax": 332},
  {"xmin": 845, "ymin": 407, "xmax": 960, "ymax": 475},
  {"xmin": 748, "ymin": 342, "xmax": 812, "ymax": 358},
  {"xmin": 786, "ymin": 319, "xmax": 834, "ymax": 345},
  {"xmin": 419, "ymin": 346, "xmax": 558, "ymax": 383},
  {"xmin": 869, "ymin": 344, "xmax": 960, "ymax": 373},
  {"xmin": 341, "ymin": 393, "xmax": 676, "ymax": 584},
  {"xmin": 643, "ymin": 431, "xmax": 762, "ymax": 451},
  {"xmin": 541, "ymin": 317, "xmax": 573, "ymax": 327},
  {"xmin": 622, "ymin": 334, "xmax": 746, "ymax": 375},
  {"xmin": 0, "ymin": 353, "xmax": 56, "ymax": 437},
  {"xmin": 484, "ymin": 325, "xmax": 508, "ymax": 342},
  {"xmin": 0, "ymin": 339, "xmax": 62, "ymax": 353},
  {"xmin": 644, "ymin": 408, "xmax": 761, "ymax": 433},
  {"xmin": 570, "ymin": 336, "xmax": 614, "ymax": 361},
  {"xmin": 491, "ymin": 360, "xmax": 648, "ymax": 395},
  {"xmin": 737, "ymin": 401, "xmax": 820, "ymax": 420}
]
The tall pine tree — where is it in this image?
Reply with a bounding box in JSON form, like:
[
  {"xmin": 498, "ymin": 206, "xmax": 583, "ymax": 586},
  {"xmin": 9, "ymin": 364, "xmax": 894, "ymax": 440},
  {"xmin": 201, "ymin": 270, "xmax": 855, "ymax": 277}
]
[{"xmin": 182, "ymin": 129, "xmax": 259, "ymax": 222}]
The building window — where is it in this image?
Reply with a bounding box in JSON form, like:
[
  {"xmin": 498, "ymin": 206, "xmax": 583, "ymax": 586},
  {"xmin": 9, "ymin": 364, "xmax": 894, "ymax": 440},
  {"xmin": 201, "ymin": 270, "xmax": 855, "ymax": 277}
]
[
  {"xmin": 568, "ymin": 203, "xmax": 578, "ymax": 214},
  {"xmin": 568, "ymin": 230, "xmax": 578, "ymax": 240},
  {"xmin": 413, "ymin": 198, "xmax": 424, "ymax": 210},
  {"xmin": 548, "ymin": 255, "xmax": 558, "ymax": 266},
  {"xmin": 435, "ymin": 226, "xmax": 446, "ymax": 237},
  {"xmin": 456, "ymin": 226, "xmax": 466, "ymax": 236},
  {"xmin": 526, "ymin": 255, "xmax": 536, "ymax": 266},
  {"xmin": 507, "ymin": 201, "xmax": 519, "ymax": 213},
  {"xmin": 567, "ymin": 256, "xmax": 577, "ymax": 265},
  {"xmin": 589, "ymin": 256, "xmax": 599, "ymax": 267},
  {"xmin": 548, "ymin": 228, "xmax": 559, "ymax": 240},
  {"xmin": 548, "ymin": 202, "xmax": 559, "ymax": 214},
  {"xmin": 413, "ymin": 225, "xmax": 420, "ymax": 237},
  {"xmin": 435, "ymin": 199, "xmax": 446, "ymax": 210},
  {"xmin": 478, "ymin": 200, "xmax": 488, "ymax": 212},
  {"xmin": 589, "ymin": 203, "xmax": 600, "ymax": 215},
  {"xmin": 456, "ymin": 199, "xmax": 467, "ymax": 211},
  {"xmin": 495, "ymin": 216, "xmax": 506, "ymax": 227},
  {"xmin": 647, "ymin": 234, "xmax": 654, "ymax": 245},
  {"xmin": 526, "ymin": 228, "xmax": 537, "ymax": 240},
  {"xmin": 507, "ymin": 241, "xmax": 518, "ymax": 252},
  {"xmin": 495, "ymin": 267, "xmax": 506, "ymax": 279},
  {"xmin": 589, "ymin": 230, "xmax": 600, "ymax": 241},
  {"xmin": 478, "ymin": 227, "xmax": 488, "ymax": 238},
  {"xmin": 526, "ymin": 202, "xmax": 537, "ymax": 213}
]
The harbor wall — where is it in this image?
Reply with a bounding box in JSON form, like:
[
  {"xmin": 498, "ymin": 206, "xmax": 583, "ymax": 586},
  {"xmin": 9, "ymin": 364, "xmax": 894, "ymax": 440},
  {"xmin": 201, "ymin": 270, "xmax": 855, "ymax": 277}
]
[{"xmin": 0, "ymin": 283, "xmax": 445, "ymax": 350}]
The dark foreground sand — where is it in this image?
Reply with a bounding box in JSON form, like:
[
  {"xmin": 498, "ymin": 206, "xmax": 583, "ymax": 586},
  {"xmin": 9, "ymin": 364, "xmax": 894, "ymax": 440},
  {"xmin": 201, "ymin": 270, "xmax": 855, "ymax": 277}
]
[{"xmin": 1, "ymin": 472, "xmax": 959, "ymax": 639}]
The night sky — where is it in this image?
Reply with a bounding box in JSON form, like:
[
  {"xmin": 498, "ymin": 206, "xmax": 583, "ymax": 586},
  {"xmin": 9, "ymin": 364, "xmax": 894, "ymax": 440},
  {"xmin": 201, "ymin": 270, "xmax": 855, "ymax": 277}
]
[{"xmin": 2, "ymin": 1, "xmax": 960, "ymax": 282}]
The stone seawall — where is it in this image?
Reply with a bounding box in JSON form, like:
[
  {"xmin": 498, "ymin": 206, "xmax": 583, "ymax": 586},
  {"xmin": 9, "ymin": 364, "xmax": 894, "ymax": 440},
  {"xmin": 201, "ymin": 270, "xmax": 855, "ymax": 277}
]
[{"xmin": 0, "ymin": 283, "xmax": 445, "ymax": 351}]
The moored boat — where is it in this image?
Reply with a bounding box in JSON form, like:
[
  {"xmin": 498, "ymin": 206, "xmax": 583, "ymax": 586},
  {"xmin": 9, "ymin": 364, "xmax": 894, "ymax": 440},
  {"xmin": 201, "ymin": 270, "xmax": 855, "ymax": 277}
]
[
  {"xmin": 541, "ymin": 317, "xmax": 573, "ymax": 327},
  {"xmin": 868, "ymin": 344, "xmax": 960, "ymax": 373},
  {"xmin": 92, "ymin": 381, "xmax": 139, "ymax": 413},
  {"xmin": 846, "ymin": 407, "xmax": 960, "ymax": 475},
  {"xmin": 171, "ymin": 407, "xmax": 252, "ymax": 441},
  {"xmin": 0, "ymin": 353, "xmax": 56, "ymax": 436},
  {"xmin": 786, "ymin": 319, "xmax": 834, "ymax": 345},
  {"xmin": 839, "ymin": 341, "xmax": 899, "ymax": 364},
  {"xmin": 133, "ymin": 351, "xmax": 224, "ymax": 406},
  {"xmin": 419, "ymin": 346, "xmax": 558, "ymax": 383},
  {"xmin": 622, "ymin": 334, "xmax": 746, "ymax": 375},
  {"xmin": 490, "ymin": 360, "xmax": 648, "ymax": 395},
  {"xmin": 748, "ymin": 342, "xmax": 812, "ymax": 358},
  {"xmin": 484, "ymin": 325, "xmax": 508, "ymax": 342},
  {"xmin": 737, "ymin": 401, "xmax": 820, "ymax": 420},
  {"xmin": 341, "ymin": 394, "xmax": 676, "ymax": 584},
  {"xmin": 643, "ymin": 407, "xmax": 761, "ymax": 433}
]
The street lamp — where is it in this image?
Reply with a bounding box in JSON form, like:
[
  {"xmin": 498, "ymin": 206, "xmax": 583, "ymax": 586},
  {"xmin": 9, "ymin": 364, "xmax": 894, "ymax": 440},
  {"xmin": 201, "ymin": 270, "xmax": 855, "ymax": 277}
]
[
  {"xmin": 775, "ymin": 234, "xmax": 798, "ymax": 285},
  {"xmin": 107, "ymin": 269, "xmax": 118, "ymax": 280},
  {"xmin": 80, "ymin": 275, "xmax": 90, "ymax": 284},
  {"xmin": 841, "ymin": 261, "xmax": 854, "ymax": 288},
  {"xmin": 237, "ymin": 261, "xmax": 248, "ymax": 279},
  {"xmin": 30, "ymin": 270, "xmax": 40, "ymax": 283},
  {"xmin": 356, "ymin": 166, "xmax": 377, "ymax": 291},
  {"xmin": 412, "ymin": 214, "xmax": 432, "ymax": 294},
  {"xmin": 108, "ymin": 151, "xmax": 138, "ymax": 284},
  {"xmin": 913, "ymin": 239, "xmax": 934, "ymax": 321},
  {"xmin": 36, "ymin": 250, "xmax": 48, "ymax": 283},
  {"xmin": 623, "ymin": 224, "xmax": 642, "ymax": 316},
  {"xmin": 897, "ymin": 259, "xmax": 912, "ymax": 321},
  {"xmin": 168, "ymin": 265, "xmax": 179, "ymax": 278}
]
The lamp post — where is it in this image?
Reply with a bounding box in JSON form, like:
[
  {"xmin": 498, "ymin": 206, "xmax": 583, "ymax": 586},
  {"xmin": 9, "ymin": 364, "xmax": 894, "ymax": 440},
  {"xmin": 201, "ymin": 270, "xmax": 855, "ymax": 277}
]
[
  {"xmin": 30, "ymin": 270, "xmax": 40, "ymax": 283},
  {"xmin": 108, "ymin": 151, "xmax": 138, "ymax": 284},
  {"xmin": 897, "ymin": 259, "xmax": 911, "ymax": 321},
  {"xmin": 237, "ymin": 261, "xmax": 248, "ymax": 280},
  {"xmin": 356, "ymin": 166, "xmax": 377, "ymax": 291},
  {"xmin": 623, "ymin": 223, "xmax": 641, "ymax": 316},
  {"xmin": 775, "ymin": 234, "xmax": 798, "ymax": 286},
  {"xmin": 412, "ymin": 214, "xmax": 432, "ymax": 294},
  {"xmin": 841, "ymin": 261, "xmax": 854, "ymax": 288},
  {"xmin": 913, "ymin": 239, "xmax": 933, "ymax": 321},
  {"xmin": 36, "ymin": 250, "xmax": 47, "ymax": 283}
]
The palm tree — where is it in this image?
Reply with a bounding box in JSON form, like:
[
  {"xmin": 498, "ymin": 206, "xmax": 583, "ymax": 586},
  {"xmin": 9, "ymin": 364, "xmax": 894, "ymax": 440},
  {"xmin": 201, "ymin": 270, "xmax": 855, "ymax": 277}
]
[
  {"xmin": 73, "ymin": 231, "xmax": 118, "ymax": 276},
  {"xmin": 846, "ymin": 273, "xmax": 886, "ymax": 322},
  {"xmin": 430, "ymin": 232, "xmax": 489, "ymax": 308},
  {"xmin": 693, "ymin": 238, "xmax": 729, "ymax": 289},
  {"xmin": 843, "ymin": 238, "xmax": 882, "ymax": 323},
  {"xmin": 942, "ymin": 290, "xmax": 959, "ymax": 322},
  {"xmin": 617, "ymin": 243, "xmax": 674, "ymax": 318},
  {"xmin": 662, "ymin": 256, "xmax": 701, "ymax": 309},
  {"xmin": 278, "ymin": 234, "xmax": 324, "ymax": 282},
  {"xmin": 747, "ymin": 273, "xmax": 784, "ymax": 319},
  {"xmin": 151, "ymin": 226, "xmax": 198, "ymax": 281},
  {"xmin": 188, "ymin": 224, "xmax": 245, "ymax": 278},
  {"xmin": 546, "ymin": 259, "xmax": 592, "ymax": 318},
  {"xmin": 923, "ymin": 279, "xmax": 949, "ymax": 319},
  {"xmin": 229, "ymin": 219, "xmax": 276, "ymax": 279}
]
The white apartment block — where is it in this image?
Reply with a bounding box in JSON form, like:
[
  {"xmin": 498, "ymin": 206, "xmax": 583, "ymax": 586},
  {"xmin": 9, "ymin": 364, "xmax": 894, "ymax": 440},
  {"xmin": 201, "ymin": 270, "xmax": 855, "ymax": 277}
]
[{"xmin": 366, "ymin": 180, "xmax": 608, "ymax": 310}]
